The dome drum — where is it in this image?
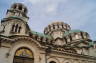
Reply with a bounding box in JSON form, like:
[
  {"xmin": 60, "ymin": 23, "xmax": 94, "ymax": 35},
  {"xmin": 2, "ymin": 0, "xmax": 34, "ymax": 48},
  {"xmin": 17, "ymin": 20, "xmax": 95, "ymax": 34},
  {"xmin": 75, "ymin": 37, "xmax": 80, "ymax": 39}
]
[
  {"xmin": 63, "ymin": 31, "xmax": 90, "ymax": 43},
  {"xmin": 44, "ymin": 22, "xmax": 71, "ymax": 35},
  {"xmin": 30, "ymin": 32, "xmax": 52, "ymax": 44}
]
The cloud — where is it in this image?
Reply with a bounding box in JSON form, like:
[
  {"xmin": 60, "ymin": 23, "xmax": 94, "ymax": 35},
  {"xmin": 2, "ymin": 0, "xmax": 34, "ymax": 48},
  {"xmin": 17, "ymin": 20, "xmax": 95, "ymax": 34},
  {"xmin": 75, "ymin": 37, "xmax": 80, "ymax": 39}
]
[
  {"xmin": 28, "ymin": 0, "xmax": 48, "ymax": 4},
  {"xmin": 0, "ymin": 0, "xmax": 96, "ymax": 40},
  {"xmin": 46, "ymin": 5, "xmax": 56, "ymax": 13},
  {"xmin": 26, "ymin": 0, "xmax": 96, "ymax": 40},
  {"xmin": 28, "ymin": 0, "xmax": 68, "ymax": 4}
]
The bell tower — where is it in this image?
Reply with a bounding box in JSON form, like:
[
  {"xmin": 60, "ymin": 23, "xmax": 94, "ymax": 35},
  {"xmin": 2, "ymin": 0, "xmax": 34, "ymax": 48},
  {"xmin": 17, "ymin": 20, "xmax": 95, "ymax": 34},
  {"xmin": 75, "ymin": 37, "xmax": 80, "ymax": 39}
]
[
  {"xmin": 6, "ymin": 3, "xmax": 29, "ymax": 22},
  {"xmin": 0, "ymin": 3, "xmax": 29, "ymax": 36}
]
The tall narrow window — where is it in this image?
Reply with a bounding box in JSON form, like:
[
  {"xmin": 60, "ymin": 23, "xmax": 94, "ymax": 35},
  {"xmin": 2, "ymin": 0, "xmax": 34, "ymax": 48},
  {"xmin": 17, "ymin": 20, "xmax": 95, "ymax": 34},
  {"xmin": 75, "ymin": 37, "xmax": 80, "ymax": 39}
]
[
  {"xmin": 13, "ymin": 47, "xmax": 34, "ymax": 63},
  {"xmin": 70, "ymin": 35, "xmax": 72, "ymax": 41},
  {"xmin": 24, "ymin": 8, "xmax": 27, "ymax": 13},
  {"xmin": 48, "ymin": 25, "xmax": 51, "ymax": 31},
  {"xmin": 64, "ymin": 37, "xmax": 67, "ymax": 44},
  {"xmin": 18, "ymin": 26, "xmax": 21, "ymax": 33},
  {"xmin": 81, "ymin": 32, "xmax": 84, "ymax": 39},
  {"xmin": 19, "ymin": 5, "xmax": 22, "ymax": 10},
  {"xmin": 53, "ymin": 25, "xmax": 55, "ymax": 29},
  {"xmin": 12, "ymin": 4, "xmax": 17, "ymax": 9},
  {"xmin": 11, "ymin": 25, "xmax": 15, "ymax": 32},
  {"xmin": 15, "ymin": 24, "xmax": 18, "ymax": 32}
]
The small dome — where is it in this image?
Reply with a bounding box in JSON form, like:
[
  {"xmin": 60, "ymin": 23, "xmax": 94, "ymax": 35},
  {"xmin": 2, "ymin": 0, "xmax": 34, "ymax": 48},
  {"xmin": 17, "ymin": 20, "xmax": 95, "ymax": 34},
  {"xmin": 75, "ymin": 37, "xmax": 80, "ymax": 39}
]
[
  {"xmin": 44, "ymin": 21, "xmax": 71, "ymax": 35},
  {"xmin": 64, "ymin": 29, "xmax": 90, "ymax": 42},
  {"xmin": 11, "ymin": 3, "xmax": 28, "ymax": 14}
]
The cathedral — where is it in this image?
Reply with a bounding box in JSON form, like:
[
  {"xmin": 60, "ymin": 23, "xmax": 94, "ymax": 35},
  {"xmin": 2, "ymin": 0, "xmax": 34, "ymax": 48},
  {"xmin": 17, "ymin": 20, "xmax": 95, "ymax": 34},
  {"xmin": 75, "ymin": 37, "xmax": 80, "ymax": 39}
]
[{"xmin": 0, "ymin": 3, "xmax": 96, "ymax": 63}]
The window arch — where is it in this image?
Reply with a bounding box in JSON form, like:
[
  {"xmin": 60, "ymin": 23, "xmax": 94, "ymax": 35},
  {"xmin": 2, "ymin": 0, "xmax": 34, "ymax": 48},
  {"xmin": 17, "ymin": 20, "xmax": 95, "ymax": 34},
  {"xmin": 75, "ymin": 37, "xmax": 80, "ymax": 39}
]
[
  {"xmin": 49, "ymin": 61, "xmax": 56, "ymax": 63},
  {"xmin": 18, "ymin": 26, "xmax": 22, "ymax": 33},
  {"xmin": 64, "ymin": 60, "xmax": 71, "ymax": 63},
  {"xmin": 11, "ymin": 24, "xmax": 15, "ymax": 32},
  {"xmin": 13, "ymin": 47, "xmax": 34, "ymax": 63},
  {"xmin": 18, "ymin": 5, "xmax": 22, "ymax": 10},
  {"xmin": 11, "ymin": 24, "xmax": 22, "ymax": 33},
  {"xmin": 15, "ymin": 24, "xmax": 18, "ymax": 32}
]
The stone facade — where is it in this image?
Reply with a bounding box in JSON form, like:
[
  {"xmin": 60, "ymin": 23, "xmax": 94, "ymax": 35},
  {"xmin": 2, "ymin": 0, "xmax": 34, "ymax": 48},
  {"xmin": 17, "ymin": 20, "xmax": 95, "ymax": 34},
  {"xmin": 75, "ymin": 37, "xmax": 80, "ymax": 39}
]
[{"xmin": 0, "ymin": 3, "xmax": 96, "ymax": 63}]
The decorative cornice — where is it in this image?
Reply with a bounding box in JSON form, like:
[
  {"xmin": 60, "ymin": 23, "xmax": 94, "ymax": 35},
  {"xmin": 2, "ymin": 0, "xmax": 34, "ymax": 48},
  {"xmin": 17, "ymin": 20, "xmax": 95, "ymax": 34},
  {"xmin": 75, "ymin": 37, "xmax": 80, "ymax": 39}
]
[
  {"xmin": 0, "ymin": 35, "xmax": 52, "ymax": 46},
  {"xmin": 1, "ymin": 16, "xmax": 27, "ymax": 23},
  {"xmin": 52, "ymin": 50, "xmax": 96, "ymax": 60},
  {"xmin": 7, "ymin": 9, "xmax": 29, "ymax": 18},
  {"xmin": 0, "ymin": 32, "xmax": 96, "ymax": 61}
]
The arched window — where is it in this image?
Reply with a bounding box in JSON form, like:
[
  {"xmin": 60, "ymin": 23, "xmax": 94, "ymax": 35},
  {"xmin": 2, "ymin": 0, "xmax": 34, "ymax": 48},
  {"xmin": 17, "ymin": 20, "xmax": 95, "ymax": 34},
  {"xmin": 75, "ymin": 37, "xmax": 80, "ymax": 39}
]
[
  {"xmin": 11, "ymin": 24, "xmax": 22, "ymax": 33},
  {"xmin": 19, "ymin": 5, "xmax": 22, "ymax": 10},
  {"xmin": 80, "ymin": 32, "xmax": 84, "ymax": 39},
  {"xmin": 49, "ymin": 61, "xmax": 56, "ymax": 63},
  {"xmin": 15, "ymin": 24, "xmax": 18, "ymax": 32},
  {"xmin": 24, "ymin": 8, "xmax": 27, "ymax": 14},
  {"xmin": 69, "ymin": 35, "xmax": 72, "ymax": 41},
  {"xmin": 11, "ymin": 25, "xmax": 15, "ymax": 32},
  {"xmin": 13, "ymin": 47, "xmax": 34, "ymax": 63},
  {"xmin": 13, "ymin": 4, "xmax": 17, "ymax": 9},
  {"xmin": 18, "ymin": 26, "xmax": 22, "ymax": 33},
  {"xmin": 64, "ymin": 37, "xmax": 67, "ymax": 44}
]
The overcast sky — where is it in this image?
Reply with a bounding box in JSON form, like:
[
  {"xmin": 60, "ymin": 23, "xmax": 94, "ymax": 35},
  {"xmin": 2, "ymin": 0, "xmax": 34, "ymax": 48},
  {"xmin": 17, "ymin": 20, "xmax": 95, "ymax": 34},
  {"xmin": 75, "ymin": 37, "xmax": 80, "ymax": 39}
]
[{"xmin": 0, "ymin": 0, "xmax": 96, "ymax": 40}]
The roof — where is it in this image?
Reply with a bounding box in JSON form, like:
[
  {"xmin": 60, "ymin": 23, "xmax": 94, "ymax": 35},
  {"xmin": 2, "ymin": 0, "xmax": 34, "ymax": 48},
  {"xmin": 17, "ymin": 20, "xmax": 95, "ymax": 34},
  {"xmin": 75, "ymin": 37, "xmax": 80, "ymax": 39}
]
[
  {"xmin": 31, "ymin": 30, "xmax": 52, "ymax": 39},
  {"xmin": 9, "ymin": 16, "xmax": 22, "ymax": 20},
  {"xmin": 64, "ymin": 29, "xmax": 83, "ymax": 36},
  {"xmin": 88, "ymin": 41, "xmax": 94, "ymax": 47},
  {"xmin": 1, "ymin": 16, "xmax": 24, "ymax": 23}
]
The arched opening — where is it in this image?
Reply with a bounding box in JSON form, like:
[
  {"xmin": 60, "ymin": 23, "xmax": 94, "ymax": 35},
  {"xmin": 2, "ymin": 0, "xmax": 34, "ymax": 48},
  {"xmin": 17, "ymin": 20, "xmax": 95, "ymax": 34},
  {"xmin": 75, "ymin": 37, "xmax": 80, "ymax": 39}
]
[
  {"xmin": 18, "ymin": 26, "xmax": 22, "ymax": 33},
  {"xmin": 15, "ymin": 24, "xmax": 18, "ymax": 32},
  {"xmin": 49, "ymin": 61, "xmax": 56, "ymax": 63},
  {"xmin": 13, "ymin": 4, "xmax": 17, "ymax": 9},
  {"xmin": 13, "ymin": 47, "xmax": 34, "ymax": 63},
  {"xmin": 11, "ymin": 25, "xmax": 15, "ymax": 32},
  {"xmin": 19, "ymin": 5, "xmax": 22, "ymax": 10},
  {"xmin": 24, "ymin": 8, "xmax": 28, "ymax": 14}
]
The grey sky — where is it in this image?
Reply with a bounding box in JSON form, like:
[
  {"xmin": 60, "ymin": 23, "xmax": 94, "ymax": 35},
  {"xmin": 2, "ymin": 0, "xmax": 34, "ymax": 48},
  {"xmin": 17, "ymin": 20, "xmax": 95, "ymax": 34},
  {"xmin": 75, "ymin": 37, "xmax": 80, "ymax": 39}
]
[{"xmin": 0, "ymin": 0, "xmax": 96, "ymax": 40}]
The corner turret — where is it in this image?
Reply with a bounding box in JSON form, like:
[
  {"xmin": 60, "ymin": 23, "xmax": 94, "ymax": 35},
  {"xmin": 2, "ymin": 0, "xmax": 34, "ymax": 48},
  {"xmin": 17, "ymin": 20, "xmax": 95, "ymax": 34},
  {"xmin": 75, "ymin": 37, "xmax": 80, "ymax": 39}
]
[
  {"xmin": 0, "ymin": 3, "xmax": 30, "ymax": 36},
  {"xmin": 6, "ymin": 3, "xmax": 29, "ymax": 22}
]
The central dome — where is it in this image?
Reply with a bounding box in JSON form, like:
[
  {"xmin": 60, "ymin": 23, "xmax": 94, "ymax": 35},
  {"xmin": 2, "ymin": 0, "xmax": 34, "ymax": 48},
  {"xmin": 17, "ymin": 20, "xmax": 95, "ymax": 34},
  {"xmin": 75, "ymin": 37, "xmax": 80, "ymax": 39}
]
[{"xmin": 44, "ymin": 21, "xmax": 71, "ymax": 35}]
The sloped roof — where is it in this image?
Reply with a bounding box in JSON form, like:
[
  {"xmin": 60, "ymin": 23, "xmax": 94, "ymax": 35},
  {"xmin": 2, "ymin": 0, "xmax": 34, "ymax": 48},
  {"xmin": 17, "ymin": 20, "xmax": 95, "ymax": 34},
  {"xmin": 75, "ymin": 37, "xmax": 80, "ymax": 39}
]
[
  {"xmin": 64, "ymin": 29, "xmax": 83, "ymax": 36},
  {"xmin": 31, "ymin": 30, "xmax": 52, "ymax": 39}
]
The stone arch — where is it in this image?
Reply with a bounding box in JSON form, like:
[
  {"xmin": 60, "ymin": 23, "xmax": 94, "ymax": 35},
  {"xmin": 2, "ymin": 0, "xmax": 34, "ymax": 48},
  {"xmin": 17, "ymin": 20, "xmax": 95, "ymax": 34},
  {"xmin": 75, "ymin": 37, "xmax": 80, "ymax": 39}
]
[
  {"xmin": 12, "ymin": 37, "xmax": 42, "ymax": 47},
  {"xmin": 49, "ymin": 61, "xmax": 56, "ymax": 63},
  {"xmin": 73, "ymin": 61, "xmax": 79, "ymax": 63},
  {"xmin": 13, "ymin": 47, "xmax": 34, "ymax": 63},
  {"xmin": 47, "ymin": 57, "xmax": 60, "ymax": 63},
  {"xmin": 8, "ymin": 39, "xmax": 40, "ymax": 63},
  {"xmin": 62, "ymin": 59, "xmax": 72, "ymax": 63}
]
